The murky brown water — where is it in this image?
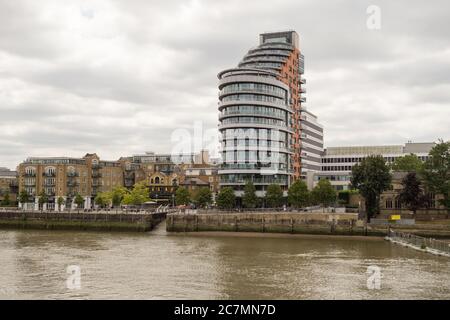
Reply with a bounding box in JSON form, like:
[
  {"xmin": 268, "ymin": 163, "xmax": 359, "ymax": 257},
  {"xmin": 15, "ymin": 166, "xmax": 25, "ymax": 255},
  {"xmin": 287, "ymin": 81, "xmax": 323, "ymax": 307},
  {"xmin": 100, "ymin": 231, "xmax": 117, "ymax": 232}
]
[{"xmin": 0, "ymin": 221, "xmax": 449, "ymax": 299}]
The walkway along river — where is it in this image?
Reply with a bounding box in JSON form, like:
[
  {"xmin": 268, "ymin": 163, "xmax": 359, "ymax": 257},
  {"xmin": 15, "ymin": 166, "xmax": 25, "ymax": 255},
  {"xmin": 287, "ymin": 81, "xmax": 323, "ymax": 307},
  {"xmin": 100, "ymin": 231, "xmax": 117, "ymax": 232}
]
[{"xmin": 0, "ymin": 221, "xmax": 449, "ymax": 299}]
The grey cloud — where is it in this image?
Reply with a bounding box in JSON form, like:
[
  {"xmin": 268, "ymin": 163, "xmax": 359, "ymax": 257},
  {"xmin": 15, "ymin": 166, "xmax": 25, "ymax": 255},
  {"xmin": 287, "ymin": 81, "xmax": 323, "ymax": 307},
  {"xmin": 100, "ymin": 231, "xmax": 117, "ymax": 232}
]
[{"xmin": 1, "ymin": 0, "xmax": 450, "ymax": 169}]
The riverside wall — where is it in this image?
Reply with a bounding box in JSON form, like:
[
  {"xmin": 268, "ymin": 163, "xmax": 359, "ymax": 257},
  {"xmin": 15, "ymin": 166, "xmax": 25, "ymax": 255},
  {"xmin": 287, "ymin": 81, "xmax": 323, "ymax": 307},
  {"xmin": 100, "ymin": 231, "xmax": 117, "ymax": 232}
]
[
  {"xmin": 166, "ymin": 212, "xmax": 450, "ymax": 238},
  {"xmin": 167, "ymin": 212, "xmax": 370, "ymax": 235},
  {"xmin": 0, "ymin": 210, "xmax": 167, "ymax": 232}
]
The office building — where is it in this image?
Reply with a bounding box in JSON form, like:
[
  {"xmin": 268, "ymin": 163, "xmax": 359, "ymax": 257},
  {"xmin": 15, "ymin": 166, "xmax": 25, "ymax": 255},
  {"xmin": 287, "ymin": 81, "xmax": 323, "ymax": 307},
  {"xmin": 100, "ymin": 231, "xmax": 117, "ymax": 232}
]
[
  {"xmin": 316, "ymin": 142, "xmax": 435, "ymax": 191},
  {"xmin": 300, "ymin": 108, "xmax": 324, "ymax": 188}
]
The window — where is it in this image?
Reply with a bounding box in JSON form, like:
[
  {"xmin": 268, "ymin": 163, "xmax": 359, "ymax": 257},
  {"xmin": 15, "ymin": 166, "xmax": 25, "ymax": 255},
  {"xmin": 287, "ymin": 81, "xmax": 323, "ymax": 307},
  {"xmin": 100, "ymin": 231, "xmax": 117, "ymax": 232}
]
[{"xmin": 386, "ymin": 199, "xmax": 393, "ymax": 209}]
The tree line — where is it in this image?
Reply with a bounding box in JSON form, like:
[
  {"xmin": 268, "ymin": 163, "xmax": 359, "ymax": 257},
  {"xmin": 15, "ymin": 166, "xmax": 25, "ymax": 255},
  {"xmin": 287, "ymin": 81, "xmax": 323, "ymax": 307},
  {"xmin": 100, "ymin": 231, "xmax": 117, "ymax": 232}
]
[{"xmin": 351, "ymin": 140, "xmax": 450, "ymax": 221}]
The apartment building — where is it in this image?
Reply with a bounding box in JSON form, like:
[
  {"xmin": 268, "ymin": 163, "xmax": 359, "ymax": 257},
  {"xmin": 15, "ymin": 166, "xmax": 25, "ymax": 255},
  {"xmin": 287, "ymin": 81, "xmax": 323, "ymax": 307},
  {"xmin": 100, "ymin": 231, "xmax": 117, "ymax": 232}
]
[
  {"xmin": 218, "ymin": 30, "xmax": 306, "ymax": 199},
  {"xmin": 0, "ymin": 167, "xmax": 18, "ymax": 204},
  {"xmin": 17, "ymin": 153, "xmax": 123, "ymax": 210}
]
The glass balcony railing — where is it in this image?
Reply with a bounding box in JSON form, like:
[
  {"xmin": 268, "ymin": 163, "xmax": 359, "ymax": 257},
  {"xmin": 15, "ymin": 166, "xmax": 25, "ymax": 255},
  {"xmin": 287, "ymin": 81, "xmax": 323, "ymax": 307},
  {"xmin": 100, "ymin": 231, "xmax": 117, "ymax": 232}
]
[{"xmin": 220, "ymin": 110, "xmax": 286, "ymax": 119}]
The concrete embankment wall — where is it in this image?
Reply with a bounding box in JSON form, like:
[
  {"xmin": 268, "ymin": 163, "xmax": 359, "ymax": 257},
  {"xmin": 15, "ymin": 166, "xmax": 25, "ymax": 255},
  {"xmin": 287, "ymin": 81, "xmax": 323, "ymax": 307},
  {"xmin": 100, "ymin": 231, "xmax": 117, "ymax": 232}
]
[
  {"xmin": 0, "ymin": 211, "xmax": 166, "ymax": 232},
  {"xmin": 167, "ymin": 212, "xmax": 450, "ymax": 238},
  {"xmin": 378, "ymin": 209, "xmax": 449, "ymax": 221},
  {"xmin": 167, "ymin": 212, "xmax": 372, "ymax": 236}
]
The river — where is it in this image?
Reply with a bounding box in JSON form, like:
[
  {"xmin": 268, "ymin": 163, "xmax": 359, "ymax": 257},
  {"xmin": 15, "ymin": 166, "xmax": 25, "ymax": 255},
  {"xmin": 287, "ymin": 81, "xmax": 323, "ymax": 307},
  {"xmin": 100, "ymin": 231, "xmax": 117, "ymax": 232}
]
[{"xmin": 0, "ymin": 222, "xmax": 449, "ymax": 299}]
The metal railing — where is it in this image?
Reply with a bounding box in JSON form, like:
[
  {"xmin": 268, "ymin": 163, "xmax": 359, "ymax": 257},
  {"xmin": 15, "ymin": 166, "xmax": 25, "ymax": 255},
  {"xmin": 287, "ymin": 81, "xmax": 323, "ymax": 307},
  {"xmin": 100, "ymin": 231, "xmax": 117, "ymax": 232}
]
[{"xmin": 389, "ymin": 229, "xmax": 450, "ymax": 255}]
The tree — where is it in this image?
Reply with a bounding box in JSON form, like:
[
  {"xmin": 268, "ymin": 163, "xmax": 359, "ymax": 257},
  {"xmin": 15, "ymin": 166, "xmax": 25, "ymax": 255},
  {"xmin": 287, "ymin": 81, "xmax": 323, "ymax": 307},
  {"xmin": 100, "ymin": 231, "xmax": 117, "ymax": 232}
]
[
  {"xmin": 194, "ymin": 187, "xmax": 212, "ymax": 208},
  {"xmin": 399, "ymin": 172, "xmax": 427, "ymax": 216},
  {"xmin": 74, "ymin": 193, "xmax": 85, "ymax": 211},
  {"xmin": 38, "ymin": 191, "xmax": 48, "ymax": 211},
  {"xmin": 311, "ymin": 179, "xmax": 336, "ymax": 210},
  {"xmin": 111, "ymin": 187, "xmax": 128, "ymax": 207},
  {"xmin": 57, "ymin": 196, "xmax": 64, "ymax": 211},
  {"xmin": 265, "ymin": 184, "xmax": 283, "ymax": 208},
  {"xmin": 391, "ymin": 154, "xmax": 423, "ymax": 172},
  {"xmin": 421, "ymin": 140, "xmax": 450, "ymax": 209},
  {"xmin": 242, "ymin": 181, "xmax": 257, "ymax": 209},
  {"xmin": 351, "ymin": 155, "xmax": 392, "ymax": 221},
  {"xmin": 94, "ymin": 192, "xmax": 110, "ymax": 208},
  {"xmin": 175, "ymin": 187, "xmax": 190, "ymax": 206},
  {"xmin": 1, "ymin": 192, "xmax": 11, "ymax": 206},
  {"xmin": 121, "ymin": 182, "xmax": 150, "ymax": 206},
  {"xmin": 18, "ymin": 190, "xmax": 29, "ymax": 208},
  {"xmin": 216, "ymin": 187, "xmax": 236, "ymax": 209},
  {"xmin": 288, "ymin": 180, "xmax": 310, "ymax": 208}
]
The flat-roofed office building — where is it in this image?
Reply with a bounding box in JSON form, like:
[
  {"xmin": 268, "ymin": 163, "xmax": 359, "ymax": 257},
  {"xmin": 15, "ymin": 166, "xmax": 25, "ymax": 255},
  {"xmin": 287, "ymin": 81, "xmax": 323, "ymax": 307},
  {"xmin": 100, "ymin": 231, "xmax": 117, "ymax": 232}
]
[
  {"xmin": 300, "ymin": 108, "xmax": 324, "ymax": 188},
  {"xmin": 316, "ymin": 142, "xmax": 435, "ymax": 191}
]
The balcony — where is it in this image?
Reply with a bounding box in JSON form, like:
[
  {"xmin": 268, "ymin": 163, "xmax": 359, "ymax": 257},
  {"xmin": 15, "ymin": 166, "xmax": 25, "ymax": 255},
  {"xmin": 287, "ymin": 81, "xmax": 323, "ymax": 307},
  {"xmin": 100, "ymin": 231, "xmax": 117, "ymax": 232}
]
[
  {"xmin": 67, "ymin": 181, "xmax": 79, "ymax": 187},
  {"xmin": 92, "ymin": 172, "xmax": 102, "ymax": 178},
  {"xmin": 92, "ymin": 180, "xmax": 101, "ymax": 187},
  {"xmin": 124, "ymin": 171, "xmax": 135, "ymax": 179},
  {"xmin": 44, "ymin": 182, "xmax": 56, "ymax": 186},
  {"xmin": 124, "ymin": 180, "xmax": 134, "ymax": 187},
  {"xmin": 67, "ymin": 172, "xmax": 79, "ymax": 177},
  {"xmin": 24, "ymin": 172, "xmax": 36, "ymax": 177},
  {"xmin": 299, "ymin": 78, "xmax": 306, "ymax": 84},
  {"xmin": 43, "ymin": 172, "xmax": 56, "ymax": 177}
]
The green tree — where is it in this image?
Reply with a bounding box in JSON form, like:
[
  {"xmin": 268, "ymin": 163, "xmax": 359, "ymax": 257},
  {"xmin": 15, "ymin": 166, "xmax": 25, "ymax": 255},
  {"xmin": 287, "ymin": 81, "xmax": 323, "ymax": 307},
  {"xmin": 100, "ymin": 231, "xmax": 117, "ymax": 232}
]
[
  {"xmin": 194, "ymin": 187, "xmax": 212, "ymax": 208},
  {"xmin": 74, "ymin": 193, "xmax": 85, "ymax": 211},
  {"xmin": 311, "ymin": 179, "xmax": 336, "ymax": 210},
  {"xmin": 242, "ymin": 181, "xmax": 257, "ymax": 209},
  {"xmin": 38, "ymin": 190, "xmax": 48, "ymax": 211},
  {"xmin": 111, "ymin": 187, "xmax": 128, "ymax": 207},
  {"xmin": 421, "ymin": 140, "xmax": 450, "ymax": 209},
  {"xmin": 18, "ymin": 190, "xmax": 29, "ymax": 207},
  {"xmin": 216, "ymin": 187, "xmax": 236, "ymax": 209},
  {"xmin": 94, "ymin": 192, "xmax": 110, "ymax": 208},
  {"xmin": 1, "ymin": 192, "xmax": 11, "ymax": 206},
  {"xmin": 391, "ymin": 154, "xmax": 423, "ymax": 172},
  {"xmin": 175, "ymin": 187, "xmax": 191, "ymax": 206},
  {"xmin": 351, "ymin": 155, "xmax": 392, "ymax": 221},
  {"xmin": 288, "ymin": 180, "xmax": 310, "ymax": 208},
  {"xmin": 57, "ymin": 196, "xmax": 64, "ymax": 211},
  {"xmin": 399, "ymin": 172, "xmax": 427, "ymax": 216},
  {"xmin": 265, "ymin": 184, "xmax": 283, "ymax": 208},
  {"xmin": 121, "ymin": 182, "xmax": 150, "ymax": 206}
]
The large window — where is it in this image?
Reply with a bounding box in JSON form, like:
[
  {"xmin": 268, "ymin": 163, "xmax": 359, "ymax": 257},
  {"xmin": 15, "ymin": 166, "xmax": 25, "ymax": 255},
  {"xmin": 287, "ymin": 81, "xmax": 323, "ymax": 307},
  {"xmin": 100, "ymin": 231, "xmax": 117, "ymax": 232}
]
[
  {"xmin": 222, "ymin": 116, "xmax": 286, "ymax": 127},
  {"xmin": 222, "ymin": 105, "xmax": 288, "ymax": 119},
  {"xmin": 220, "ymin": 174, "xmax": 289, "ymax": 185},
  {"xmin": 221, "ymin": 94, "xmax": 287, "ymax": 106},
  {"xmin": 221, "ymin": 83, "xmax": 286, "ymax": 97}
]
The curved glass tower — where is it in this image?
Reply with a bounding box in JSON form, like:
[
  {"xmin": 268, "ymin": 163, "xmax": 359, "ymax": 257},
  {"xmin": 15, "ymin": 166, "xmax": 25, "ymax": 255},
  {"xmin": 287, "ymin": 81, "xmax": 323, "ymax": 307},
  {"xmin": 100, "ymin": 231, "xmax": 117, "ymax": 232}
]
[{"xmin": 218, "ymin": 31, "xmax": 305, "ymax": 200}]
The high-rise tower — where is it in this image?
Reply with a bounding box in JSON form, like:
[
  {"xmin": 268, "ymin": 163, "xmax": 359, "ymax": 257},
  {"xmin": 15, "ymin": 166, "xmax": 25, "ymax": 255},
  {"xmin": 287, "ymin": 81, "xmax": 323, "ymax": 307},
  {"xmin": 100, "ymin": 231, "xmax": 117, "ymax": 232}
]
[{"xmin": 218, "ymin": 31, "xmax": 305, "ymax": 200}]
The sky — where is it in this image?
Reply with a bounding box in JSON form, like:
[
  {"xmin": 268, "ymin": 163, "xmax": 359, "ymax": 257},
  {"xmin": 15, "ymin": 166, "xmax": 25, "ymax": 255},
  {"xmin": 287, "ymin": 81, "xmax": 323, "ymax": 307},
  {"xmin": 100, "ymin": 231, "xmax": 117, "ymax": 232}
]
[{"xmin": 1, "ymin": 0, "xmax": 449, "ymax": 169}]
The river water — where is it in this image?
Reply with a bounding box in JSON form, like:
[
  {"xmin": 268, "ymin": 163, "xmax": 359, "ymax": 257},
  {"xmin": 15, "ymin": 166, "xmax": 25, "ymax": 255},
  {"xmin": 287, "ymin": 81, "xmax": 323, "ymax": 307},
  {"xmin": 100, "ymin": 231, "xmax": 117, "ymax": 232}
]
[{"xmin": 0, "ymin": 222, "xmax": 449, "ymax": 299}]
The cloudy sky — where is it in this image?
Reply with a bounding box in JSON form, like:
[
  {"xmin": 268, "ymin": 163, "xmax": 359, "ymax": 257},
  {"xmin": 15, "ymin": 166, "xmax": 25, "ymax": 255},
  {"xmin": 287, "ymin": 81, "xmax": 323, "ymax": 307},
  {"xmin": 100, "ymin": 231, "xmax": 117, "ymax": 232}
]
[{"xmin": 1, "ymin": 0, "xmax": 449, "ymax": 169}]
